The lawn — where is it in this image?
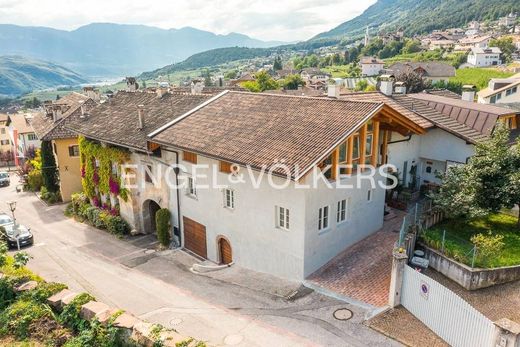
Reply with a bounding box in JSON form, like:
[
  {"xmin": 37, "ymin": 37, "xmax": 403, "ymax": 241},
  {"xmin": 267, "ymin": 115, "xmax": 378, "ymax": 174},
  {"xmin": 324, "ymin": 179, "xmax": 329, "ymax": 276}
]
[
  {"xmin": 421, "ymin": 213, "xmax": 520, "ymax": 268},
  {"xmin": 450, "ymin": 68, "xmax": 515, "ymax": 90}
]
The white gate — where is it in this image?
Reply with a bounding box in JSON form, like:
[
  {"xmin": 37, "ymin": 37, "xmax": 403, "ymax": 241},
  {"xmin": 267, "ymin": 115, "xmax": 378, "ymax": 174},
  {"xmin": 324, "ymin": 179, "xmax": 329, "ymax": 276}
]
[{"xmin": 401, "ymin": 265, "xmax": 494, "ymax": 347}]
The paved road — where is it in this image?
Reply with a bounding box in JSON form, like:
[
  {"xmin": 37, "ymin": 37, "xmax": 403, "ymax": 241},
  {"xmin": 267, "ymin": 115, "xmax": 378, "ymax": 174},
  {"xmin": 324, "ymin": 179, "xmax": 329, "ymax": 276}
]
[{"xmin": 1, "ymin": 175, "xmax": 400, "ymax": 347}]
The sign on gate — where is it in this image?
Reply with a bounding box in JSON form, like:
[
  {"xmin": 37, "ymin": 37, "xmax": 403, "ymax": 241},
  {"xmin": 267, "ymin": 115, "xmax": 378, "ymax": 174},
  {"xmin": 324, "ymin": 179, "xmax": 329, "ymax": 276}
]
[{"xmin": 401, "ymin": 265, "xmax": 494, "ymax": 347}]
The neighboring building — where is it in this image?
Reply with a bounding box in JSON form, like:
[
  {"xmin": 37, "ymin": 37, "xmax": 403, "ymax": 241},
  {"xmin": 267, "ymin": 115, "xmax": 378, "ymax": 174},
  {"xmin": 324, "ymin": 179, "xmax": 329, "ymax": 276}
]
[
  {"xmin": 478, "ymin": 73, "xmax": 520, "ymax": 105},
  {"xmin": 65, "ymin": 88, "xmax": 216, "ymax": 243},
  {"xmin": 148, "ymin": 91, "xmax": 425, "ymax": 280},
  {"xmin": 467, "ymin": 47, "xmax": 502, "ymax": 67},
  {"xmin": 7, "ymin": 113, "xmax": 41, "ymax": 166},
  {"xmin": 0, "ymin": 114, "xmax": 11, "ymax": 154},
  {"xmin": 300, "ymin": 68, "xmax": 331, "ymax": 86},
  {"xmin": 455, "ymin": 35, "xmax": 491, "ymax": 51},
  {"xmin": 499, "ymin": 12, "xmax": 517, "ymax": 27},
  {"xmin": 428, "ymin": 39, "xmax": 455, "ymax": 51},
  {"xmin": 387, "ymin": 62, "xmax": 456, "ymax": 83},
  {"xmin": 30, "ymin": 92, "xmax": 96, "ymax": 202},
  {"xmin": 359, "ymin": 56, "xmax": 385, "ymax": 77}
]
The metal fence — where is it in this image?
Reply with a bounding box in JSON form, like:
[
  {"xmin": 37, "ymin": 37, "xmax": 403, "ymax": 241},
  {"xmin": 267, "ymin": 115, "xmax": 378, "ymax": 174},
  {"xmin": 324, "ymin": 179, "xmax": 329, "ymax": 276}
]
[
  {"xmin": 401, "ymin": 265, "xmax": 494, "ymax": 347},
  {"xmin": 420, "ymin": 228, "xmax": 479, "ymax": 268}
]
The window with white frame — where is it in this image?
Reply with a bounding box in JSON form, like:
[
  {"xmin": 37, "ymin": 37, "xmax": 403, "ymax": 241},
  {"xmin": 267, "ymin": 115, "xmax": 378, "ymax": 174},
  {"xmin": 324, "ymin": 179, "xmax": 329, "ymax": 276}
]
[
  {"xmin": 224, "ymin": 188, "xmax": 235, "ymax": 209},
  {"xmin": 187, "ymin": 176, "xmax": 197, "ymax": 197},
  {"xmin": 318, "ymin": 206, "xmax": 329, "ymax": 231},
  {"xmin": 276, "ymin": 206, "xmax": 289, "ymax": 230},
  {"xmin": 337, "ymin": 199, "xmax": 347, "ymax": 223},
  {"xmin": 27, "ymin": 133, "xmax": 37, "ymax": 141}
]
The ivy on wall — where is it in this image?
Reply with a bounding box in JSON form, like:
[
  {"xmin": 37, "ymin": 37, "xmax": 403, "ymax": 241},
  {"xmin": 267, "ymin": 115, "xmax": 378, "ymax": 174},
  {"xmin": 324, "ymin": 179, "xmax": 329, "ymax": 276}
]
[{"xmin": 78, "ymin": 136, "xmax": 130, "ymax": 207}]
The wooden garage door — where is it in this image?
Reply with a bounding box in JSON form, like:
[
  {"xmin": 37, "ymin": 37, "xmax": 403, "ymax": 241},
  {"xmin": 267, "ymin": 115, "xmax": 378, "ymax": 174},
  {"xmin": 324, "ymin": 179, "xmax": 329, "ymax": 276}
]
[{"xmin": 183, "ymin": 217, "xmax": 207, "ymax": 258}]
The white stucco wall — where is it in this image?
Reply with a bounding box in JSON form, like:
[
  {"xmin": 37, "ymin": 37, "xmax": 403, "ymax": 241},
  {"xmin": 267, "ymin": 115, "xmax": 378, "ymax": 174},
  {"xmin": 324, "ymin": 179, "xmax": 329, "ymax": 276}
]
[
  {"xmin": 419, "ymin": 128, "xmax": 475, "ymax": 164},
  {"xmin": 301, "ymin": 171, "xmax": 385, "ymax": 277},
  {"xmin": 387, "ymin": 133, "xmax": 421, "ymax": 186}
]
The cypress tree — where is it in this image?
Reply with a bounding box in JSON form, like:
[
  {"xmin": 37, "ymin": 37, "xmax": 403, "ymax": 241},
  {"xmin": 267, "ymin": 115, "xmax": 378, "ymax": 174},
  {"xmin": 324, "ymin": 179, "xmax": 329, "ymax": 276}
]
[{"xmin": 40, "ymin": 140, "xmax": 60, "ymax": 193}]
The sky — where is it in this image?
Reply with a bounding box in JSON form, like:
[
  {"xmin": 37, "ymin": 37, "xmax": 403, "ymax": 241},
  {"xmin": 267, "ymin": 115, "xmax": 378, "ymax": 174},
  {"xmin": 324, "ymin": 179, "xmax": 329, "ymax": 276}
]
[{"xmin": 0, "ymin": 0, "xmax": 376, "ymax": 42}]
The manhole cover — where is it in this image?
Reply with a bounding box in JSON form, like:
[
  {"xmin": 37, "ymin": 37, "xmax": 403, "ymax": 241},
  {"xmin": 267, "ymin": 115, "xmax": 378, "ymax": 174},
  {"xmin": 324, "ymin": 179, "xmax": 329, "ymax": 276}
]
[
  {"xmin": 333, "ymin": 308, "xmax": 353, "ymax": 321},
  {"xmin": 169, "ymin": 318, "xmax": 183, "ymax": 326},
  {"xmin": 223, "ymin": 334, "xmax": 244, "ymax": 345}
]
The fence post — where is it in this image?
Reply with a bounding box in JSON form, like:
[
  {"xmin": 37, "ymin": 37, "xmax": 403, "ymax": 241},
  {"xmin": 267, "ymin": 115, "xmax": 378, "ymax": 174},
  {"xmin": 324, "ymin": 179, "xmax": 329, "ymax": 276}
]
[
  {"xmin": 472, "ymin": 246, "xmax": 477, "ymax": 269},
  {"xmin": 492, "ymin": 318, "xmax": 520, "ymax": 347},
  {"xmin": 388, "ymin": 250, "xmax": 408, "ymax": 308},
  {"xmin": 441, "ymin": 230, "xmax": 446, "ymax": 253}
]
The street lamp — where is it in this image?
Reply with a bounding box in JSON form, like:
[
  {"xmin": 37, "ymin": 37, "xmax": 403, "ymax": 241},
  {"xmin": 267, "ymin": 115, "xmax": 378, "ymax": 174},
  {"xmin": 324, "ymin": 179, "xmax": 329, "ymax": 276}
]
[{"xmin": 7, "ymin": 201, "xmax": 20, "ymax": 250}]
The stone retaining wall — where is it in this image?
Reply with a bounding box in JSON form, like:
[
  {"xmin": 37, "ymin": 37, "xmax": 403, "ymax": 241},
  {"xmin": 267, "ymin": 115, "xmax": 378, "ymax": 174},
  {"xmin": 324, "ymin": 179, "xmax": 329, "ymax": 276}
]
[{"xmin": 422, "ymin": 244, "xmax": 520, "ymax": 290}]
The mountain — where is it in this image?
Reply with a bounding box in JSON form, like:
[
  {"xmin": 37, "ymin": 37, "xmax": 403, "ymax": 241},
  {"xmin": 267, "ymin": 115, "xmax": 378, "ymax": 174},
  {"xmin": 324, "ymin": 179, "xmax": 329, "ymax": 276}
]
[
  {"xmin": 140, "ymin": 47, "xmax": 274, "ymax": 80},
  {"xmin": 0, "ymin": 23, "xmax": 286, "ymax": 78},
  {"xmin": 0, "ymin": 55, "xmax": 87, "ymax": 97},
  {"xmin": 313, "ymin": 0, "xmax": 520, "ymax": 41}
]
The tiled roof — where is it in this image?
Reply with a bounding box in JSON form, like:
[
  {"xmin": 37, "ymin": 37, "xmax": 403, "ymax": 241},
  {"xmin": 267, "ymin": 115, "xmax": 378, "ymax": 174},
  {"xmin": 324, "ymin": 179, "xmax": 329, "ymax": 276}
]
[
  {"xmin": 388, "ymin": 62, "xmax": 456, "ymax": 78},
  {"xmin": 392, "ymin": 94, "xmax": 488, "ymax": 144},
  {"xmin": 338, "ymin": 92, "xmax": 434, "ymax": 129},
  {"xmin": 409, "ymin": 93, "xmax": 518, "ymax": 136},
  {"xmin": 360, "ymin": 56, "xmax": 385, "ymax": 64},
  {"xmin": 0, "ymin": 114, "xmax": 8, "ymax": 123},
  {"xmin": 151, "ymin": 91, "xmax": 385, "ymax": 179},
  {"xmin": 65, "ymin": 91, "xmax": 213, "ymax": 151},
  {"xmin": 31, "ymin": 92, "xmax": 91, "ymax": 141},
  {"xmin": 8, "ymin": 114, "xmax": 33, "ymax": 134},
  {"xmin": 478, "ymin": 79, "xmax": 520, "ymax": 98},
  {"xmin": 423, "ymin": 89, "xmax": 461, "ymax": 99}
]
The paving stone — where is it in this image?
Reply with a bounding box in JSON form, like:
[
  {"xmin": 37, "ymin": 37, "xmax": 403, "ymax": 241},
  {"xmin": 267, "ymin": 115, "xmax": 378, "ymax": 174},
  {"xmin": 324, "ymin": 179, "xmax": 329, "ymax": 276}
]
[
  {"xmin": 308, "ymin": 209, "xmax": 406, "ymax": 307},
  {"xmin": 15, "ymin": 280, "xmax": 38, "ymax": 292},
  {"xmin": 161, "ymin": 331, "xmax": 190, "ymax": 347},
  {"xmin": 80, "ymin": 301, "xmax": 111, "ymax": 321},
  {"xmin": 61, "ymin": 292, "xmax": 81, "ymax": 306},
  {"xmin": 113, "ymin": 312, "xmax": 140, "ymax": 329},
  {"xmin": 131, "ymin": 321, "xmax": 156, "ymax": 347},
  {"xmin": 47, "ymin": 289, "xmax": 74, "ymax": 308},
  {"xmin": 96, "ymin": 308, "xmax": 121, "ymax": 325}
]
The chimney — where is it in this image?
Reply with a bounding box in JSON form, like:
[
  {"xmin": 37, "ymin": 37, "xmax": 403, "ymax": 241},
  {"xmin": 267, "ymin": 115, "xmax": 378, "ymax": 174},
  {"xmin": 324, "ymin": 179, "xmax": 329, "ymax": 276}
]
[
  {"xmin": 83, "ymin": 86, "xmax": 100, "ymax": 102},
  {"xmin": 461, "ymin": 85, "xmax": 476, "ymax": 102},
  {"xmin": 52, "ymin": 105, "xmax": 63, "ymax": 122},
  {"xmin": 327, "ymin": 79, "xmax": 342, "ymax": 98},
  {"xmin": 137, "ymin": 105, "xmax": 145, "ymax": 130},
  {"xmin": 156, "ymin": 87, "xmax": 168, "ymax": 98},
  {"xmin": 126, "ymin": 77, "xmax": 139, "ymax": 92},
  {"xmin": 379, "ymin": 74, "xmax": 395, "ymax": 96},
  {"xmin": 394, "ymin": 81, "xmax": 407, "ymax": 94},
  {"xmin": 191, "ymin": 80, "xmax": 204, "ymax": 94}
]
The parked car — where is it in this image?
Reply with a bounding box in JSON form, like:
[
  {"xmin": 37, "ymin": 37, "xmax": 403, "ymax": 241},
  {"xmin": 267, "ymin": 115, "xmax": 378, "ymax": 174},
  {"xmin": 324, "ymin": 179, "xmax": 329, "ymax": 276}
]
[
  {"xmin": 0, "ymin": 172, "xmax": 9, "ymax": 187},
  {"xmin": 0, "ymin": 213, "xmax": 13, "ymax": 227},
  {"xmin": 1, "ymin": 223, "xmax": 34, "ymax": 249}
]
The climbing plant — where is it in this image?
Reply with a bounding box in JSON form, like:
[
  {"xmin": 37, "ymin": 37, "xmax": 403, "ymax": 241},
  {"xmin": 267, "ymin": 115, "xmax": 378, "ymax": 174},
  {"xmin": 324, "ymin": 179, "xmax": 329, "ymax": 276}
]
[{"xmin": 78, "ymin": 136, "xmax": 130, "ymax": 205}]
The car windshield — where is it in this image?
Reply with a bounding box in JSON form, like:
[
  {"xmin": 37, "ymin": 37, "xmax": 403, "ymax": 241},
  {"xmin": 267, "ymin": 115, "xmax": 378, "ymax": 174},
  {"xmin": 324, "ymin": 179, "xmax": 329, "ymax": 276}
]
[
  {"xmin": 0, "ymin": 173, "xmax": 8, "ymax": 179},
  {"xmin": 0, "ymin": 215, "xmax": 13, "ymax": 225}
]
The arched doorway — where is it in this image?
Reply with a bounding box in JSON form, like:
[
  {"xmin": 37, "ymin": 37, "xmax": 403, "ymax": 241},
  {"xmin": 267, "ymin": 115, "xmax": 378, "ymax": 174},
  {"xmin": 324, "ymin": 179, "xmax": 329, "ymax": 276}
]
[
  {"xmin": 218, "ymin": 237, "xmax": 232, "ymax": 264},
  {"xmin": 142, "ymin": 199, "xmax": 161, "ymax": 234}
]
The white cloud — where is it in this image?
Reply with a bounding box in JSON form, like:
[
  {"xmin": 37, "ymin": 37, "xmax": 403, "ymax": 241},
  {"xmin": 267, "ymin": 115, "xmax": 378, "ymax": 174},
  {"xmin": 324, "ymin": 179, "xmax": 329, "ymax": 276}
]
[{"xmin": 0, "ymin": 0, "xmax": 376, "ymax": 41}]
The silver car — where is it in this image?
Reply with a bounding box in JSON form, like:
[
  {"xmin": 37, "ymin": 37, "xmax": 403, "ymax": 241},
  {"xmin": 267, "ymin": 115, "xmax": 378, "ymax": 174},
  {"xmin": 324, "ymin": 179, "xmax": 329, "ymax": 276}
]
[{"xmin": 0, "ymin": 172, "xmax": 10, "ymax": 187}]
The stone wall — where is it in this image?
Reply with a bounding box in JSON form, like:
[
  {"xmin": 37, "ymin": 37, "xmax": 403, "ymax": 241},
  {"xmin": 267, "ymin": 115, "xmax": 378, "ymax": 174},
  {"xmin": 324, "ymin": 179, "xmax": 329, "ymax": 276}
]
[{"xmin": 422, "ymin": 245, "xmax": 520, "ymax": 290}]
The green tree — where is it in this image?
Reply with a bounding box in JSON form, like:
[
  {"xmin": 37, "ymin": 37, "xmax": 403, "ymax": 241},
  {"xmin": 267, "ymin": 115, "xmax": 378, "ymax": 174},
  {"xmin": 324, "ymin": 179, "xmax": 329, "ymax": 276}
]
[
  {"xmin": 402, "ymin": 39, "xmax": 422, "ymax": 54},
  {"xmin": 283, "ymin": 74, "xmax": 304, "ymax": 90},
  {"xmin": 224, "ymin": 70, "xmax": 238, "ymax": 79},
  {"xmin": 40, "ymin": 140, "xmax": 60, "ymax": 193},
  {"xmin": 489, "ymin": 37, "xmax": 515, "ymax": 63},
  {"xmin": 395, "ymin": 71, "xmax": 432, "ymax": 93},
  {"xmin": 242, "ymin": 71, "xmax": 279, "ymax": 92},
  {"xmin": 273, "ymin": 56, "xmax": 283, "ymax": 70},
  {"xmin": 156, "ymin": 208, "xmax": 171, "ymax": 247},
  {"xmin": 355, "ymin": 80, "xmax": 368, "ymax": 91},
  {"xmin": 433, "ymin": 125, "xmax": 520, "ymax": 226}
]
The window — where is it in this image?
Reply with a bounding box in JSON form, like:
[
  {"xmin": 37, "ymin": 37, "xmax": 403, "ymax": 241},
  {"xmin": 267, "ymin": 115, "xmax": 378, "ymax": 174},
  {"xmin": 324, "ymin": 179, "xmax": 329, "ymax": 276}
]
[
  {"xmin": 367, "ymin": 189, "xmax": 374, "ymax": 202},
  {"xmin": 220, "ymin": 161, "xmax": 232, "ymax": 173},
  {"xmin": 224, "ymin": 188, "xmax": 235, "ymax": 209},
  {"xmin": 183, "ymin": 151, "xmax": 197, "ymax": 164},
  {"xmin": 187, "ymin": 176, "xmax": 197, "ymax": 197},
  {"xmin": 27, "ymin": 133, "xmax": 37, "ymax": 141},
  {"xmin": 0, "ymin": 140, "xmax": 9, "ymax": 145},
  {"xmin": 365, "ymin": 133, "xmax": 373, "ymax": 157},
  {"xmin": 0, "ymin": 128, "xmax": 4, "ymax": 134},
  {"xmin": 496, "ymin": 93, "xmax": 502, "ymax": 101},
  {"xmin": 68, "ymin": 145, "xmax": 79, "ymax": 157},
  {"xmin": 144, "ymin": 164, "xmax": 153, "ymax": 183},
  {"xmin": 337, "ymin": 199, "xmax": 347, "ymax": 223},
  {"xmin": 318, "ymin": 206, "xmax": 329, "ymax": 231},
  {"xmin": 276, "ymin": 206, "xmax": 290, "ymax": 230},
  {"xmin": 490, "ymin": 95, "xmax": 496, "ymax": 104}
]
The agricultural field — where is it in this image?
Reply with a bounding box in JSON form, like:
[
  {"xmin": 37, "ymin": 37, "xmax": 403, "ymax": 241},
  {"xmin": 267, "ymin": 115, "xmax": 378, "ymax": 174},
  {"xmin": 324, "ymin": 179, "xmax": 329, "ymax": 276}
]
[{"xmin": 450, "ymin": 67, "xmax": 515, "ymax": 90}]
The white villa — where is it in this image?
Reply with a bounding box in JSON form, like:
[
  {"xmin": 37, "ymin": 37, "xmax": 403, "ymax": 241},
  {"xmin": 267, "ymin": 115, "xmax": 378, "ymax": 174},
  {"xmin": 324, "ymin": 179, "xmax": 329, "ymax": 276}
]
[
  {"xmin": 359, "ymin": 56, "xmax": 385, "ymax": 77},
  {"xmin": 467, "ymin": 47, "xmax": 502, "ymax": 67}
]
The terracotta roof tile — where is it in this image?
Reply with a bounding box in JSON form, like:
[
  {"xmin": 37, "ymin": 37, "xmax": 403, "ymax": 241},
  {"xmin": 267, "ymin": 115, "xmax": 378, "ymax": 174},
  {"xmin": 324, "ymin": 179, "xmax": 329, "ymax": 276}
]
[{"xmin": 152, "ymin": 91, "xmax": 384, "ymax": 178}]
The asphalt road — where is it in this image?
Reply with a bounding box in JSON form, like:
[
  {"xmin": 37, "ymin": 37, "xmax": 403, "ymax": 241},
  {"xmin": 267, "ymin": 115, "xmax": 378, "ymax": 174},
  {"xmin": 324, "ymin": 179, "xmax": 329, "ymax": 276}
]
[{"xmin": 0, "ymin": 174, "xmax": 400, "ymax": 347}]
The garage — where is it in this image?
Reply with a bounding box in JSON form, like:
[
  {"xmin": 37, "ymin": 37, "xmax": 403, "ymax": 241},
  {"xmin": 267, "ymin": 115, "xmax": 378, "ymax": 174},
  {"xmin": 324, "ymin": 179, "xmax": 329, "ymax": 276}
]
[{"xmin": 183, "ymin": 217, "xmax": 207, "ymax": 258}]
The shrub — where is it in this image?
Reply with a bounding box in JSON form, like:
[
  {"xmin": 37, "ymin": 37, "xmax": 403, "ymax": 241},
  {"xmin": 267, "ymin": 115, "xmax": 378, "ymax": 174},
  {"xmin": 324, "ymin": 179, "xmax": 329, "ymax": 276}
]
[
  {"xmin": 59, "ymin": 293, "xmax": 95, "ymax": 333},
  {"xmin": 65, "ymin": 203, "xmax": 74, "ymax": 217},
  {"xmin": 71, "ymin": 193, "xmax": 89, "ymax": 215},
  {"xmin": 63, "ymin": 319, "xmax": 126, "ymax": 347},
  {"xmin": 156, "ymin": 208, "xmax": 171, "ymax": 247},
  {"xmin": 28, "ymin": 169, "xmax": 43, "ymax": 191},
  {"xmin": 0, "ymin": 297, "xmax": 54, "ymax": 339},
  {"xmin": 20, "ymin": 282, "xmax": 67, "ymax": 304},
  {"xmin": 0, "ymin": 277, "xmax": 16, "ymax": 310},
  {"xmin": 471, "ymin": 232, "xmax": 505, "ymax": 266},
  {"xmin": 105, "ymin": 215, "xmax": 130, "ymax": 236},
  {"xmin": 85, "ymin": 207, "xmax": 105, "ymax": 229}
]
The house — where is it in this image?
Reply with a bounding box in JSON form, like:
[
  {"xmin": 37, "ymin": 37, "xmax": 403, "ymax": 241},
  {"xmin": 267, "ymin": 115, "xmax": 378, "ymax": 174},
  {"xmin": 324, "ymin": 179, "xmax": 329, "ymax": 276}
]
[
  {"xmin": 454, "ymin": 35, "xmax": 491, "ymax": 51},
  {"xmin": 147, "ymin": 91, "xmax": 425, "ymax": 279},
  {"xmin": 300, "ymin": 68, "xmax": 330, "ymax": 86},
  {"xmin": 0, "ymin": 114, "xmax": 12, "ymax": 154},
  {"xmin": 467, "ymin": 47, "xmax": 502, "ymax": 67},
  {"xmin": 30, "ymin": 92, "xmax": 97, "ymax": 202},
  {"xmin": 477, "ymin": 73, "xmax": 520, "ymax": 105},
  {"xmin": 7, "ymin": 113, "xmax": 40, "ymax": 166},
  {"xmin": 359, "ymin": 56, "xmax": 385, "ymax": 77},
  {"xmin": 428, "ymin": 40, "xmax": 455, "ymax": 51},
  {"xmin": 499, "ymin": 12, "xmax": 517, "ymax": 28},
  {"xmin": 65, "ymin": 87, "xmax": 216, "ymax": 243},
  {"xmin": 387, "ymin": 62, "xmax": 456, "ymax": 83}
]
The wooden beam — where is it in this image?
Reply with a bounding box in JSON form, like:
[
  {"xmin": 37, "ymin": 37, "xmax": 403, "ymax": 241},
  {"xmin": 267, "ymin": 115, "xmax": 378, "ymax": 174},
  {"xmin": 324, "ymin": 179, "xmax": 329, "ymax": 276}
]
[
  {"xmin": 379, "ymin": 123, "xmax": 410, "ymax": 136},
  {"xmin": 346, "ymin": 136, "xmax": 353, "ymax": 175},
  {"xmin": 331, "ymin": 148, "xmax": 339, "ymax": 180},
  {"xmin": 371, "ymin": 120, "xmax": 380, "ymax": 167},
  {"xmin": 381, "ymin": 130, "xmax": 389, "ymax": 165},
  {"xmin": 359, "ymin": 124, "xmax": 367, "ymax": 172}
]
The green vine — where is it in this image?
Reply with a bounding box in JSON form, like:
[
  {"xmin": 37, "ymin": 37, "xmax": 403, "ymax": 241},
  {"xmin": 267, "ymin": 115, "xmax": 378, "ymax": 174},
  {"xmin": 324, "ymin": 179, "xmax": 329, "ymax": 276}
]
[{"xmin": 78, "ymin": 136, "xmax": 130, "ymax": 204}]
